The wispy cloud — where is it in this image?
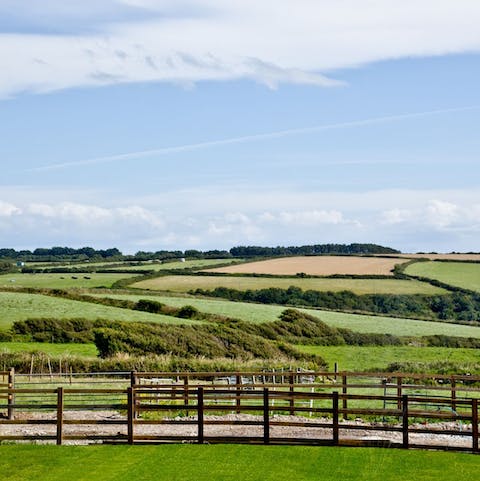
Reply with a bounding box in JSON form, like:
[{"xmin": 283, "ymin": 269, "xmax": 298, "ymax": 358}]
[
  {"xmin": 1, "ymin": 1, "xmax": 480, "ymax": 97},
  {"xmin": 30, "ymin": 105, "xmax": 480, "ymax": 171}
]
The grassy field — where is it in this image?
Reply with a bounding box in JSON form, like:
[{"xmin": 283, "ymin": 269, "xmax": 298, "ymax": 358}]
[
  {"xmin": 92, "ymin": 293, "xmax": 480, "ymax": 338},
  {"xmin": 0, "ymin": 445, "xmax": 477, "ymax": 481},
  {"xmin": 47, "ymin": 258, "xmax": 242, "ymax": 271},
  {"xmin": 0, "ymin": 273, "xmax": 135, "ymax": 289},
  {"xmin": 132, "ymin": 275, "xmax": 445, "ymax": 295},
  {"xmin": 206, "ymin": 255, "xmax": 407, "ymax": 276},
  {"xmin": 405, "ymin": 261, "xmax": 480, "ymax": 292},
  {"xmin": 0, "ymin": 342, "xmax": 97, "ymax": 356},
  {"xmin": 295, "ymin": 345, "xmax": 480, "ymax": 371},
  {"xmin": 0, "ymin": 292, "xmax": 200, "ymax": 330}
]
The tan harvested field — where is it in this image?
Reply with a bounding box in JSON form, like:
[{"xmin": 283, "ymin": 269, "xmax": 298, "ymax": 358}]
[{"xmin": 204, "ymin": 255, "xmax": 408, "ymax": 276}]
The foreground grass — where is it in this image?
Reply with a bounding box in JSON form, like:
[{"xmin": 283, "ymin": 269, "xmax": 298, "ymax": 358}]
[
  {"xmin": 0, "ymin": 273, "xmax": 135, "ymax": 289},
  {"xmin": 405, "ymin": 261, "xmax": 480, "ymax": 293},
  {"xmin": 0, "ymin": 445, "xmax": 478, "ymax": 481},
  {"xmin": 93, "ymin": 293, "xmax": 480, "ymax": 338},
  {"xmin": 296, "ymin": 345, "xmax": 480, "ymax": 371},
  {"xmin": 0, "ymin": 292, "xmax": 199, "ymax": 330},
  {"xmin": 132, "ymin": 275, "xmax": 446, "ymax": 295},
  {"xmin": 0, "ymin": 342, "xmax": 97, "ymax": 356}
]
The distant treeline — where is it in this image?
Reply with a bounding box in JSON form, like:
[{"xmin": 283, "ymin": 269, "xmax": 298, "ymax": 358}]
[
  {"xmin": 0, "ymin": 246, "xmax": 122, "ymax": 262},
  {"xmin": 193, "ymin": 287, "xmax": 480, "ymax": 323},
  {"xmin": 0, "ymin": 242, "xmax": 399, "ymax": 262},
  {"xmin": 229, "ymin": 243, "xmax": 400, "ymax": 257}
]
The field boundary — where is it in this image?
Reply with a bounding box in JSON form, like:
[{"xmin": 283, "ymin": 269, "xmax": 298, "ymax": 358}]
[{"xmin": 1, "ymin": 370, "xmax": 479, "ymax": 452}]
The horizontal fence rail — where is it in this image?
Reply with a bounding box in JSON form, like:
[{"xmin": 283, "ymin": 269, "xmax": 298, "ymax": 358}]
[{"xmin": 1, "ymin": 369, "xmax": 479, "ymax": 452}]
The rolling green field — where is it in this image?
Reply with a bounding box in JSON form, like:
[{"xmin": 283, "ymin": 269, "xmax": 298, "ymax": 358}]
[
  {"xmin": 405, "ymin": 261, "xmax": 480, "ymax": 292},
  {"xmin": 295, "ymin": 345, "xmax": 480, "ymax": 371},
  {"xmin": 132, "ymin": 275, "xmax": 445, "ymax": 295},
  {"xmin": 0, "ymin": 445, "xmax": 478, "ymax": 481},
  {"xmin": 0, "ymin": 342, "xmax": 97, "ymax": 356},
  {"xmin": 92, "ymin": 293, "xmax": 480, "ymax": 338},
  {"xmin": 47, "ymin": 258, "xmax": 242, "ymax": 272},
  {"xmin": 0, "ymin": 273, "xmax": 134, "ymax": 289},
  {"xmin": 0, "ymin": 292, "xmax": 200, "ymax": 330}
]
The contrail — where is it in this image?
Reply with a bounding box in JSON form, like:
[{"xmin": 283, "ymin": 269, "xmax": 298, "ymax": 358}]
[{"xmin": 31, "ymin": 105, "xmax": 480, "ymax": 172}]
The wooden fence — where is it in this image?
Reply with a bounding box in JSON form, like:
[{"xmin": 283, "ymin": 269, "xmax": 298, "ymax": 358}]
[{"xmin": 1, "ymin": 370, "xmax": 479, "ymax": 452}]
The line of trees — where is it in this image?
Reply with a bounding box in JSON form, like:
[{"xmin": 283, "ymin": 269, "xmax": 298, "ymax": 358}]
[{"xmin": 0, "ymin": 242, "xmax": 400, "ymax": 262}]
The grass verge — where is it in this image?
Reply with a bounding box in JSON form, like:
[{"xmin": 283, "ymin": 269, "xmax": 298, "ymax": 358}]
[{"xmin": 0, "ymin": 445, "xmax": 477, "ymax": 481}]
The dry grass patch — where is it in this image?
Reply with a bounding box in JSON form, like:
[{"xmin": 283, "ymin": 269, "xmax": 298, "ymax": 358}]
[{"xmin": 204, "ymin": 255, "xmax": 408, "ymax": 276}]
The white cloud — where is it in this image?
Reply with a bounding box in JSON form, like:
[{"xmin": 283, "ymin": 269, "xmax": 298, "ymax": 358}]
[
  {"xmin": 0, "ymin": 201, "xmax": 21, "ymax": 217},
  {"xmin": 1, "ymin": 188, "xmax": 480, "ymax": 252},
  {"xmin": 1, "ymin": 1, "xmax": 480, "ymax": 97}
]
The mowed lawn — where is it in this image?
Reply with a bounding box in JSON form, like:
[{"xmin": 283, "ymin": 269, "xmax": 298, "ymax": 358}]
[
  {"xmin": 0, "ymin": 445, "xmax": 478, "ymax": 481},
  {"xmin": 0, "ymin": 342, "xmax": 98, "ymax": 356},
  {"xmin": 296, "ymin": 345, "xmax": 480, "ymax": 371},
  {"xmin": 0, "ymin": 273, "xmax": 135, "ymax": 289},
  {"xmin": 405, "ymin": 261, "xmax": 480, "ymax": 292},
  {"xmin": 132, "ymin": 275, "xmax": 445, "ymax": 295},
  {"xmin": 0, "ymin": 292, "xmax": 200, "ymax": 330},
  {"xmin": 92, "ymin": 293, "xmax": 480, "ymax": 338}
]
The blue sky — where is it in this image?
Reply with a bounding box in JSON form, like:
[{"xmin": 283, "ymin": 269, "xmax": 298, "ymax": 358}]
[{"xmin": 1, "ymin": 1, "xmax": 480, "ymax": 253}]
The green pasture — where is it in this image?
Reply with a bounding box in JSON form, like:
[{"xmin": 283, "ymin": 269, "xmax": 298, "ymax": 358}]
[
  {"xmin": 109, "ymin": 258, "xmax": 243, "ymax": 271},
  {"xmin": 132, "ymin": 275, "xmax": 446, "ymax": 295},
  {"xmin": 0, "ymin": 342, "xmax": 97, "ymax": 356},
  {"xmin": 0, "ymin": 273, "xmax": 134, "ymax": 289},
  {"xmin": 405, "ymin": 261, "xmax": 480, "ymax": 292},
  {"xmin": 0, "ymin": 292, "xmax": 199, "ymax": 330},
  {"xmin": 295, "ymin": 345, "xmax": 480, "ymax": 371},
  {"xmin": 48, "ymin": 258, "xmax": 241, "ymax": 272},
  {"xmin": 92, "ymin": 293, "xmax": 480, "ymax": 338},
  {"xmin": 0, "ymin": 445, "xmax": 477, "ymax": 481}
]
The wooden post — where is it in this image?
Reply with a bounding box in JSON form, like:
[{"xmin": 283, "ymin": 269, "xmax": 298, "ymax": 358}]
[
  {"xmin": 472, "ymin": 399, "xmax": 478, "ymax": 453},
  {"xmin": 334, "ymin": 363, "xmax": 338, "ymax": 381},
  {"xmin": 7, "ymin": 368, "xmax": 14, "ymax": 420},
  {"xmin": 130, "ymin": 370, "xmax": 137, "ymax": 387},
  {"xmin": 342, "ymin": 374, "xmax": 348, "ymax": 420},
  {"xmin": 184, "ymin": 376, "xmax": 189, "ymax": 416},
  {"xmin": 397, "ymin": 376, "xmax": 402, "ymax": 411},
  {"xmin": 236, "ymin": 374, "xmax": 241, "ymax": 414},
  {"xmin": 332, "ymin": 392, "xmax": 339, "ymax": 446},
  {"xmin": 402, "ymin": 394, "xmax": 409, "ymax": 449},
  {"xmin": 56, "ymin": 387, "xmax": 64, "ymax": 445},
  {"xmin": 289, "ymin": 373, "xmax": 295, "ymax": 415},
  {"xmin": 127, "ymin": 387, "xmax": 134, "ymax": 444},
  {"xmin": 451, "ymin": 377, "xmax": 457, "ymax": 412},
  {"xmin": 198, "ymin": 387, "xmax": 204, "ymax": 444},
  {"xmin": 263, "ymin": 388, "xmax": 270, "ymax": 444}
]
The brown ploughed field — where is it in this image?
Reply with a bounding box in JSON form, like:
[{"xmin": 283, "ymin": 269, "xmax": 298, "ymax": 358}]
[{"xmin": 204, "ymin": 255, "xmax": 408, "ymax": 276}]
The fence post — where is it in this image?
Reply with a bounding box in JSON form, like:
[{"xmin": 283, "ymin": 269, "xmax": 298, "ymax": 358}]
[
  {"xmin": 289, "ymin": 373, "xmax": 295, "ymax": 415},
  {"xmin": 236, "ymin": 374, "xmax": 241, "ymax": 414},
  {"xmin": 263, "ymin": 388, "xmax": 270, "ymax": 444},
  {"xmin": 56, "ymin": 387, "xmax": 64, "ymax": 445},
  {"xmin": 184, "ymin": 376, "xmax": 189, "ymax": 417},
  {"xmin": 198, "ymin": 387, "xmax": 204, "ymax": 444},
  {"xmin": 472, "ymin": 399, "xmax": 478, "ymax": 453},
  {"xmin": 130, "ymin": 371, "xmax": 138, "ymax": 420},
  {"xmin": 397, "ymin": 376, "xmax": 402, "ymax": 411},
  {"xmin": 451, "ymin": 377, "xmax": 457, "ymax": 412},
  {"xmin": 7, "ymin": 367, "xmax": 14, "ymax": 420},
  {"xmin": 127, "ymin": 387, "xmax": 134, "ymax": 444},
  {"xmin": 332, "ymin": 391, "xmax": 339, "ymax": 446},
  {"xmin": 342, "ymin": 374, "xmax": 348, "ymax": 420},
  {"xmin": 402, "ymin": 394, "xmax": 409, "ymax": 449}
]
